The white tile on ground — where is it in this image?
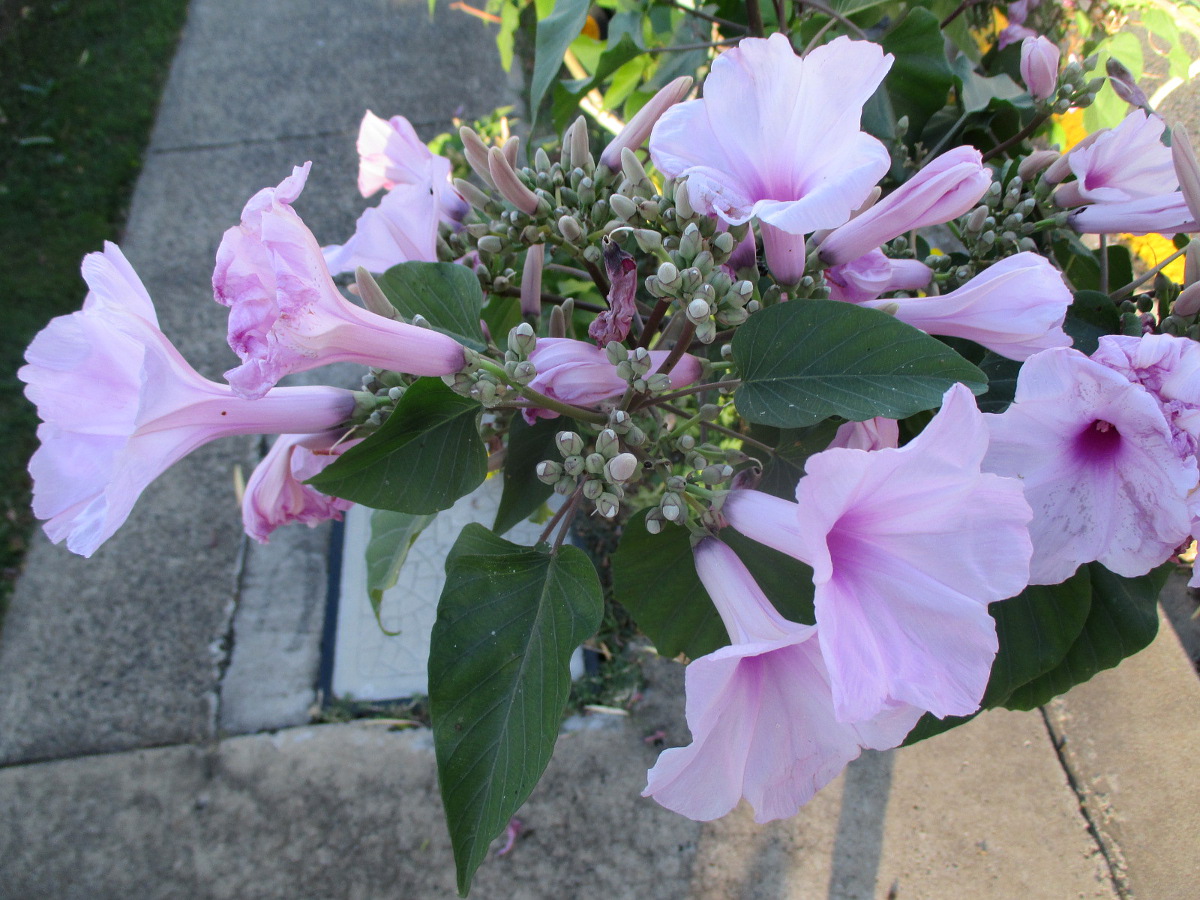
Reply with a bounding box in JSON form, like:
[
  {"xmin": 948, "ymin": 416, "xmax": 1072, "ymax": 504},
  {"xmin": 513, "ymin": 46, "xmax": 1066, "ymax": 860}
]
[{"xmin": 332, "ymin": 477, "xmax": 578, "ymax": 701}]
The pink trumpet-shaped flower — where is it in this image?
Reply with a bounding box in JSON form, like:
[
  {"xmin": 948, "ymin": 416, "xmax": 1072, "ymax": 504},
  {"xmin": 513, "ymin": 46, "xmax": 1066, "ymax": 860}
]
[
  {"xmin": 1053, "ymin": 111, "xmax": 1176, "ymax": 209},
  {"xmin": 522, "ymin": 338, "xmax": 703, "ymax": 421},
  {"xmin": 214, "ymin": 163, "xmax": 465, "ymax": 398},
  {"xmin": 650, "ymin": 35, "xmax": 892, "ymax": 283},
  {"xmin": 322, "ymin": 179, "xmax": 440, "ymax": 276},
  {"xmin": 242, "ymin": 430, "xmax": 361, "ymax": 543},
  {"xmin": 1020, "ymin": 36, "xmax": 1060, "ymax": 101},
  {"xmin": 856, "ymin": 253, "xmax": 1072, "ymax": 361},
  {"xmin": 1069, "ymin": 191, "xmax": 1198, "ymax": 235},
  {"xmin": 723, "ymin": 385, "xmax": 1033, "ymax": 723},
  {"xmin": 984, "ymin": 346, "xmax": 1198, "ymax": 584},
  {"xmin": 643, "ymin": 539, "xmax": 922, "ymax": 823},
  {"xmin": 355, "ymin": 110, "xmax": 468, "ymax": 222},
  {"xmin": 19, "ymin": 243, "xmax": 358, "ymax": 558},
  {"xmin": 825, "ymin": 250, "xmax": 932, "ymax": 302},
  {"xmin": 818, "ymin": 147, "xmax": 992, "ymax": 266},
  {"xmin": 998, "ymin": 0, "xmax": 1041, "ymax": 48}
]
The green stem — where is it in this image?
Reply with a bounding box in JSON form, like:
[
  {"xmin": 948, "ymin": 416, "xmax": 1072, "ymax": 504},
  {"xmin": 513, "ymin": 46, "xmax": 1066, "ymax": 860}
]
[
  {"xmin": 654, "ymin": 320, "xmax": 697, "ymax": 378},
  {"xmin": 1111, "ymin": 244, "xmax": 1190, "ymax": 301},
  {"xmin": 660, "ymin": 402, "xmax": 775, "ymax": 454},
  {"xmin": 637, "ymin": 298, "xmax": 673, "ymax": 349},
  {"xmin": 982, "ymin": 112, "xmax": 1051, "ymax": 163},
  {"xmin": 648, "ymin": 379, "xmax": 741, "ymax": 405}
]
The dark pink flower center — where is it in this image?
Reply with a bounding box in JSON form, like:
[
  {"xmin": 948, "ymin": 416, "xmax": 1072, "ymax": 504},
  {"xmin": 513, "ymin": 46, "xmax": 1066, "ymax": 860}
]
[{"xmin": 1074, "ymin": 418, "xmax": 1122, "ymax": 463}]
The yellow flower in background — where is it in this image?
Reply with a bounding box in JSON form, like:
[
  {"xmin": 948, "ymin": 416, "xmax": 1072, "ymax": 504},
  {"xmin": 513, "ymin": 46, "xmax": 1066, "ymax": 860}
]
[
  {"xmin": 1124, "ymin": 232, "xmax": 1187, "ymax": 282},
  {"xmin": 1053, "ymin": 107, "xmax": 1089, "ymax": 150}
]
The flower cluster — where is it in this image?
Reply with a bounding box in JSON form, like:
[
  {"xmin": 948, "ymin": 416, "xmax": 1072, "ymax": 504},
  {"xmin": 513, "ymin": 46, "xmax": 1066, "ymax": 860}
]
[{"xmin": 18, "ymin": 21, "xmax": 1200, "ymax": 867}]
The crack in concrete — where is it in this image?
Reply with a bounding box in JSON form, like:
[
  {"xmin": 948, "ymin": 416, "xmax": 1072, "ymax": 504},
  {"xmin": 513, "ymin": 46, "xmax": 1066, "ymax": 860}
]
[{"xmin": 1039, "ymin": 706, "xmax": 1131, "ymax": 898}]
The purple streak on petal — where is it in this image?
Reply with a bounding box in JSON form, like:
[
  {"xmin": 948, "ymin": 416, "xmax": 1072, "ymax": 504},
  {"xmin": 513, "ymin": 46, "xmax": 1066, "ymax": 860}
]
[{"xmin": 588, "ymin": 240, "xmax": 637, "ymax": 344}]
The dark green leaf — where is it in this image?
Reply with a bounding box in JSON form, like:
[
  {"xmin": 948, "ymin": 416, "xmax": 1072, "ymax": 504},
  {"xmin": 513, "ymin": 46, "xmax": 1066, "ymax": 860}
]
[
  {"xmin": 976, "ymin": 352, "xmax": 1022, "ymax": 413},
  {"xmin": 1004, "ymin": 563, "xmax": 1169, "ymax": 710},
  {"xmin": 481, "ymin": 294, "xmax": 523, "ymax": 350},
  {"xmin": 1065, "ymin": 289, "xmax": 1121, "ymax": 354},
  {"xmin": 309, "ymin": 379, "xmax": 486, "ymax": 514},
  {"xmin": 953, "ymin": 54, "xmax": 1027, "ymax": 114},
  {"xmin": 494, "ymin": 416, "xmax": 572, "ymax": 535},
  {"xmin": 722, "ymin": 528, "xmax": 816, "ymax": 626},
  {"xmin": 377, "ymin": 262, "xmax": 486, "ymax": 352},
  {"xmin": 905, "ymin": 570, "xmax": 1093, "ymax": 744},
  {"xmin": 732, "ymin": 300, "xmax": 987, "ymax": 428},
  {"xmin": 882, "ymin": 8, "xmax": 955, "ymax": 138},
  {"xmin": 757, "ymin": 420, "xmax": 842, "ymax": 499},
  {"xmin": 430, "ymin": 525, "xmax": 603, "ymax": 894},
  {"xmin": 612, "ymin": 510, "xmax": 728, "ymax": 659},
  {"xmin": 365, "ymin": 509, "xmax": 437, "ymax": 633},
  {"xmin": 530, "ymin": 0, "xmax": 591, "ymax": 129}
]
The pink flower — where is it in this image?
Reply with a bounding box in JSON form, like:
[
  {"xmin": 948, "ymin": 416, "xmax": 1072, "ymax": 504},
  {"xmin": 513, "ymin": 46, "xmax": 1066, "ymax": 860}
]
[
  {"xmin": 322, "ymin": 180, "xmax": 440, "ymax": 276},
  {"xmin": 1090, "ymin": 334, "xmax": 1200, "ymax": 458},
  {"xmin": 650, "ymin": 35, "xmax": 893, "ymax": 283},
  {"xmin": 1053, "ymin": 111, "xmax": 1176, "ymax": 208},
  {"xmin": 213, "ymin": 163, "xmax": 465, "ymax": 399},
  {"xmin": 983, "ymin": 346, "xmax": 1197, "ymax": 584},
  {"xmin": 355, "ymin": 110, "xmax": 468, "ymax": 222},
  {"xmin": 242, "ymin": 430, "xmax": 361, "ymax": 543},
  {"xmin": 827, "ymin": 417, "xmax": 899, "ymax": 451},
  {"xmin": 598, "ymin": 76, "xmax": 692, "ymax": 172},
  {"xmin": 1068, "ymin": 191, "xmax": 1198, "ymax": 235},
  {"xmin": 1020, "ymin": 36, "xmax": 1060, "ymax": 101},
  {"xmin": 998, "ymin": 0, "xmax": 1041, "ymax": 49},
  {"xmin": 19, "ymin": 243, "xmax": 358, "ymax": 557},
  {"xmin": 523, "ymin": 338, "xmax": 703, "ymax": 421},
  {"xmin": 825, "ymin": 250, "xmax": 932, "ymax": 302},
  {"xmin": 643, "ymin": 539, "xmax": 922, "ymax": 823},
  {"xmin": 723, "ymin": 385, "xmax": 1033, "ymax": 722},
  {"xmin": 818, "ymin": 147, "xmax": 992, "ymax": 265},
  {"xmin": 857, "ymin": 253, "xmax": 1072, "ymax": 361}
]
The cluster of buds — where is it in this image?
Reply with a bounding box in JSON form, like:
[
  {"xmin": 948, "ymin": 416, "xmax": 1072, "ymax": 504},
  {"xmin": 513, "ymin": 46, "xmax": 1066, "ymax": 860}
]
[
  {"xmin": 536, "ymin": 429, "xmax": 641, "ymax": 519},
  {"xmin": 1044, "ymin": 54, "xmax": 1105, "ymax": 115},
  {"xmin": 443, "ymin": 348, "xmax": 510, "ymax": 407},
  {"xmin": 503, "ymin": 323, "xmax": 537, "ymax": 385},
  {"xmin": 352, "ymin": 368, "xmax": 414, "ymax": 428},
  {"xmin": 958, "ymin": 170, "xmax": 1049, "ymax": 276},
  {"xmin": 606, "ymin": 341, "xmax": 673, "ymax": 395}
]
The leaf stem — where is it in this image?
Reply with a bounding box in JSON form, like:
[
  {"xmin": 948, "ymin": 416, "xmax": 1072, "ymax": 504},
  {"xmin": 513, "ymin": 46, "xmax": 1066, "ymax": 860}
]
[
  {"xmin": 540, "ymin": 482, "xmax": 583, "ymax": 547},
  {"xmin": 981, "ymin": 112, "xmax": 1051, "ymax": 163},
  {"xmin": 1111, "ymin": 244, "xmax": 1189, "ymax": 301}
]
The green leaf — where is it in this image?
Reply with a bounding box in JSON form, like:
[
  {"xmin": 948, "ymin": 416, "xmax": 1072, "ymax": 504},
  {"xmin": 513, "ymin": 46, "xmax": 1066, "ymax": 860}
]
[
  {"xmin": 377, "ymin": 262, "xmax": 486, "ymax": 352},
  {"xmin": 309, "ymin": 379, "xmax": 487, "ymax": 514},
  {"xmin": 732, "ymin": 300, "xmax": 987, "ymax": 428},
  {"xmin": 976, "ymin": 351, "xmax": 1022, "ymax": 413},
  {"xmin": 722, "ymin": 528, "xmax": 816, "ymax": 627},
  {"xmin": 953, "ymin": 54, "xmax": 1027, "ymax": 114},
  {"xmin": 430, "ymin": 525, "xmax": 603, "ymax": 895},
  {"xmin": 882, "ymin": 8, "xmax": 955, "ymax": 138},
  {"xmin": 365, "ymin": 509, "xmax": 436, "ymax": 634},
  {"xmin": 1065, "ymin": 289, "xmax": 1121, "ymax": 354},
  {"xmin": 612, "ymin": 510, "xmax": 728, "ymax": 659},
  {"xmin": 530, "ymin": 0, "xmax": 591, "ymax": 129},
  {"xmin": 905, "ymin": 571, "xmax": 1093, "ymax": 745},
  {"xmin": 481, "ymin": 294, "xmax": 523, "ymax": 351},
  {"xmin": 1004, "ymin": 563, "xmax": 1170, "ymax": 710},
  {"xmin": 756, "ymin": 420, "xmax": 842, "ymax": 499},
  {"xmin": 493, "ymin": 416, "xmax": 572, "ymax": 535}
]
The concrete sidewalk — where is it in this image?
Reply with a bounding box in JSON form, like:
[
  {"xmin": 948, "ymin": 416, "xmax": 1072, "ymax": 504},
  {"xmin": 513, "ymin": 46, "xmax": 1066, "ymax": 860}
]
[{"xmin": 0, "ymin": 1, "xmax": 1198, "ymax": 897}]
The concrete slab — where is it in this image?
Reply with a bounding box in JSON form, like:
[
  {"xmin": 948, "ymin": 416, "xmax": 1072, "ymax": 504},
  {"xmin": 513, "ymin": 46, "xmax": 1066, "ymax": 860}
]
[
  {"xmin": 0, "ymin": 0, "xmax": 515, "ymax": 762},
  {"xmin": 1044, "ymin": 575, "xmax": 1200, "ymax": 900},
  {"xmin": 0, "ymin": 653, "xmax": 1115, "ymax": 900}
]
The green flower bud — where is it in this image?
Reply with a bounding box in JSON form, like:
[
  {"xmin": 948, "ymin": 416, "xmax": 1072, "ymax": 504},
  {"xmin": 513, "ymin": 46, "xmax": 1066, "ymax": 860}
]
[
  {"xmin": 557, "ymin": 432, "xmax": 584, "ymax": 457},
  {"xmin": 536, "ymin": 460, "xmax": 563, "ymax": 485},
  {"xmin": 596, "ymin": 429, "xmax": 620, "ymax": 458}
]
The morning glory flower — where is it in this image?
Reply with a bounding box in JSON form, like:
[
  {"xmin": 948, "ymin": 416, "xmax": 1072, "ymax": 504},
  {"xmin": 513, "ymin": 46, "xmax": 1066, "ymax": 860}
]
[
  {"xmin": 643, "ymin": 539, "xmax": 922, "ymax": 822},
  {"xmin": 649, "ymin": 34, "xmax": 893, "ymax": 283},
  {"xmin": 20, "ymin": 243, "xmax": 357, "ymax": 557},
  {"xmin": 723, "ymin": 385, "xmax": 1033, "ymax": 723},
  {"xmin": 1053, "ymin": 111, "xmax": 1177, "ymax": 209},
  {"xmin": 213, "ymin": 162, "xmax": 465, "ymax": 399},
  {"xmin": 355, "ymin": 110, "xmax": 468, "ymax": 222}
]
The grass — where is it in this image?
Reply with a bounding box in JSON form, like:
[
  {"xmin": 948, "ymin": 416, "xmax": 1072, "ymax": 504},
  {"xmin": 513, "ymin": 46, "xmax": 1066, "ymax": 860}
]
[{"xmin": 0, "ymin": 0, "xmax": 189, "ymax": 622}]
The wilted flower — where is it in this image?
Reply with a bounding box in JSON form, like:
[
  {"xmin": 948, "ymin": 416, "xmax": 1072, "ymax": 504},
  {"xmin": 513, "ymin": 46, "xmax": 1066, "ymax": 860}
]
[
  {"xmin": 213, "ymin": 163, "xmax": 465, "ymax": 398},
  {"xmin": 20, "ymin": 243, "xmax": 357, "ymax": 557},
  {"xmin": 643, "ymin": 539, "xmax": 922, "ymax": 823},
  {"xmin": 242, "ymin": 430, "xmax": 360, "ymax": 543},
  {"xmin": 723, "ymin": 385, "xmax": 1034, "ymax": 722}
]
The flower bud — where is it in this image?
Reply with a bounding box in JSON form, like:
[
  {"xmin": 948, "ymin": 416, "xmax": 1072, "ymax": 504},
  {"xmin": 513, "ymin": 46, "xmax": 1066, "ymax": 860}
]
[
  {"xmin": 1106, "ymin": 57, "xmax": 1149, "ymax": 109},
  {"xmin": 557, "ymin": 214, "xmax": 583, "ymax": 245},
  {"xmin": 595, "ymin": 492, "xmax": 620, "ymax": 519},
  {"xmin": 599, "ymin": 76, "xmax": 692, "ymax": 171},
  {"xmin": 657, "ymin": 261, "xmax": 680, "ymax": 289},
  {"xmin": 1020, "ymin": 36, "xmax": 1060, "ymax": 101},
  {"xmin": 477, "ymin": 235, "xmax": 503, "ymax": 254},
  {"xmin": 549, "ymin": 304, "xmax": 566, "ymax": 338},
  {"xmin": 621, "ymin": 146, "xmax": 651, "ymax": 190},
  {"xmin": 354, "ymin": 267, "xmax": 399, "ymax": 320},
  {"xmin": 1018, "ymin": 150, "xmax": 1060, "ymax": 181},
  {"xmin": 634, "ymin": 229, "xmax": 663, "ymax": 253},
  {"xmin": 453, "ymin": 177, "xmax": 493, "ymax": 212},
  {"xmin": 563, "ymin": 454, "xmax": 585, "ymax": 477},
  {"xmin": 645, "ymin": 511, "xmax": 664, "ymax": 534},
  {"xmin": 488, "ymin": 147, "xmax": 540, "ymax": 215},
  {"xmin": 582, "ymin": 478, "xmax": 604, "ymax": 500},
  {"xmin": 687, "ymin": 297, "xmax": 711, "ymax": 323},
  {"xmin": 536, "ymin": 460, "xmax": 563, "ymax": 484},
  {"xmin": 508, "ymin": 323, "xmax": 537, "ymax": 354},
  {"xmin": 1186, "ymin": 241, "xmax": 1200, "ymax": 287},
  {"xmin": 1175, "ymin": 283, "xmax": 1200, "ymax": 317},
  {"xmin": 661, "ymin": 492, "xmax": 684, "ymax": 522},
  {"xmin": 596, "ymin": 429, "xmax": 620, "ymax": 459},
  {"xmin": 610, "ymin": 193, "xmax": 638, "ymax": 222},
  {"xmin": 604, "ymin": 452, "xmax": 638, "ymax": 484},
  {"xmin": 519, "ymin": 246, "xmax": 544, "ymax": 317},
  {"xmin": 557, "ymin": 432, "xmax": 584, "ymax": 457},
  {"xmin": 625, "ymin": 426, "xmax": 646, "ymax": 446},
  {"xmin": 646, "ymin": 372, "xmax": 673, "ymax": 391},
  {"xmin": 459, "ymin": 126, "xmax": 496, "ymax": 187},
  {"xmin": 585, "ymin": 452, "xmax": 606, "ymax": 475},
  {"xmin": 1172, "ymin": 125, "xmax": 1200, "ymax": 227}
]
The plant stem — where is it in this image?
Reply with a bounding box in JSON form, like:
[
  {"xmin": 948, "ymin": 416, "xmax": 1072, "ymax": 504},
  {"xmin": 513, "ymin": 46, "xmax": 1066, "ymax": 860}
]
[
  {"xmin": 746, "ymin": 0, "xmax": 764, "ymax": 36},
  {"xmin": 552, "ymin": 487, "xmax": 584, "ymax": 553},
  {"xmin": 981, "ymin": 112, "xmax": 1050, "ymax": 163},
  {"xmin": 1111, "ymin": 244, "xmax": 1189, "ymax": 301},
  {"xmin": 647, "ymin": 37, "xmax": 743, "ymax": 53},
  {"xmin": 939, "ymin": 0, "xmax": 980, "ymax": 28},
  {"xmin": 1099, "ymin": 234, "xmax": 1109, "ymax": 294},
  {"xmin": 637, "ymin": 298, "xmax": 673, "ymax": 349},
  {"xmin": 648, "ymin": 379, "xmax": 741, "ymax": 404},
  {"xmin": 662, "ymin": 0, "xmax": 749, "ymax": 32},
  {"xmin": 654, "ymin": 320, "xmax": 697, "ymax": 378},
  {"xmin": 797, "ymin": 0, "xmax": 868, "ymax": 39},
  {"xmin": 660, "ymin": 402, "xmax": 775, "ymax": 454},
  {"xmin": 493, "ymin": 286, "xmax": 603, "ymax": 313},
  {"xmin": 539, "ymin": 482, "xmax": 583, "ymax": 546}
]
